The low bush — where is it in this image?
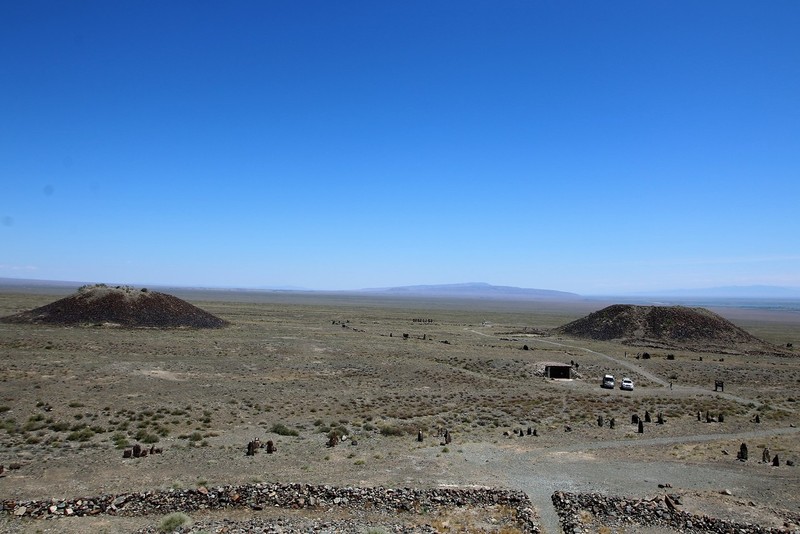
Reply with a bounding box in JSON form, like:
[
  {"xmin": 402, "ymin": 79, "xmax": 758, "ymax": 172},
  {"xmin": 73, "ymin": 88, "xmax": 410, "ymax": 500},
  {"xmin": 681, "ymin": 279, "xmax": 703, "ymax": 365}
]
[
  {"xmin": 379, "ymin": 424, "xmax": 405, "ymax": 437},
  {"xmin": 271, "ymin": 423, "xmax": 299, "ymax": 436},
  {"xmin": 67, "ymin": 428, "xmax": 94, "ymax": 441},
  {"xmin": 159, "ymin": 511, "xmax": 190, "ymax": 532}
]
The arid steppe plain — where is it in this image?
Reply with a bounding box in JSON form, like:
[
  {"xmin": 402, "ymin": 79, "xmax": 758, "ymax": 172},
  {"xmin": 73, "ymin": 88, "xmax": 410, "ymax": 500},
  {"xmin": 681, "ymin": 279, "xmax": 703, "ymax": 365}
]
[{"xmin": 1, "ymin": 288, "xmax": 799, "ymax": 533}]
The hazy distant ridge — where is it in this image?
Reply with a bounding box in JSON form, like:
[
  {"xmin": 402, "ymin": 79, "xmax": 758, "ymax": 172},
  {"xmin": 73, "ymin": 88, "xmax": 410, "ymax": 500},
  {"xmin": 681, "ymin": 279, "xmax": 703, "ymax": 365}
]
[
  {"xmin": 2, "ymin": 277, "xmax": 799, "ymax": 300},
  {"xmin": 358, "ymin": 282, "xmax": 582, "ymax": 300}
]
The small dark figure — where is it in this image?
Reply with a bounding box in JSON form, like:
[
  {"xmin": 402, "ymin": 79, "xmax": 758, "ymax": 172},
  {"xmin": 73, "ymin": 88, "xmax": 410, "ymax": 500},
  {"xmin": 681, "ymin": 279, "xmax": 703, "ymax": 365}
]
[
  {"xmin": 527, "ymin": 426, "xmax": 532, "ymax": 435},
  {"xmin": 738, "ymin": 443, "xmax": 748, "ymax": 461},
  {"xmin": 718, "ymin": 413, "xmax": 725, "ymax": 423},
  {"xmin": 609, "ymin": 418, "xmax": 615, "ymax": 429},
  {"xmin": 637, "ymin": 420, "xmax": 644, "ymax": 434},
  {"xmin": 266, "ymin": 440, "xmax": 276, "ymax": 454},
  {"xmin": 657, "ymin": 412, "xmax": 665, "ymax": 425},
  {"xmin": 773, "ymin": 454, "xmax": 780, "ymax": 467},
  {"xmin": 697, "ymin": 411, "xmax": 701, "ymax": 421},
  {"xmin": 632, "ymin": 414, "xmax": 639, "ymax": 424},
  {"xmin": 132, "ymin": 444, "xmax": 142, "ymax": 458},
  {"xmin": 597, "ymin": 415, "xmax": 604, "ymax": 427},
  {"xmin": 417, "ymin": 430, "xmax": 423, "ymax": 442},
  {"xmin": 755, "ymin": 414, "xmax": 761, "ymax": 424},
  {"xmin": 123, "ymin": 449, "xmax": 132, "ymax": 459},
  {"xmin": 763, "ymin": 447, "xmax": 771, "ymax": 463},
  {"xmin": 644, "ymin": 410, "xmax": 651, "ymax": 423}
]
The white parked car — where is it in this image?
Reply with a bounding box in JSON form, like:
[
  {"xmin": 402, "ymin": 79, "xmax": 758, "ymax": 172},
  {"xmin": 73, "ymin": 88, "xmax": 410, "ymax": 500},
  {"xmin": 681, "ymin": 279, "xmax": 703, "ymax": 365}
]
[{"xmin": 620, "ymin": 378, "xmax": 634, "ymax": 391}]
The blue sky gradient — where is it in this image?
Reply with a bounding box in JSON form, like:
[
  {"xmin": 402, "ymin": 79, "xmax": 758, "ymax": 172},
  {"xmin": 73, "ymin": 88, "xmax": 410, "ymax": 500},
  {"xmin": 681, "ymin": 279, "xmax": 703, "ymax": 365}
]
[{"xmin": 2, "ymin": 1, "xmax": 799, "ymax": 294}]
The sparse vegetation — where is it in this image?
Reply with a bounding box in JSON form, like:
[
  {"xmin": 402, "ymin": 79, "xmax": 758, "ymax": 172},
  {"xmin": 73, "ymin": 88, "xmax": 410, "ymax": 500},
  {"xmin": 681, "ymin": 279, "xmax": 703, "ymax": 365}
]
[
  {"xmin": 0, "ymin": 289, "xmax": 799, "ymax": 530},
  {"xmin": 271, "ymin": 423, "xmax": 299, "ymax": 436},
  {"xmin": 379, "ymin": 424, "xmax": 405, "ymax": 437},
  {"xmin": 158, "ymin": 511, "xmax": 190, "ymax": 532}
]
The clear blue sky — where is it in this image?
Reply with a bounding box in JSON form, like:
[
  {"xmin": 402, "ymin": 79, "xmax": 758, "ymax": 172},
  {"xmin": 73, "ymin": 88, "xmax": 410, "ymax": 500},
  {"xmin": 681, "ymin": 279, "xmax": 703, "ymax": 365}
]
[{"xmin": 2, "ymin": 1, "xmax": 799, "ymax": 295}]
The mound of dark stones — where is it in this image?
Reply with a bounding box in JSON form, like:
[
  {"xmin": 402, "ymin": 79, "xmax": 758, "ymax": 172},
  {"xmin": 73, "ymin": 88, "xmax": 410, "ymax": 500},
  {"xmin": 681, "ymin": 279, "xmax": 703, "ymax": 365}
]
[
  {"xmin": 2, "ymin": 483, "xmax": 539, "ymax": 532},
  {"xmin": 0, "ymin": 284, "xmax": 227, "ymax": 328},
  {"xmin": 552, "ymin": 491, "xmax": 795, "ymax": 534},
  {"xmin": 554, "ymin": 304, "xmax": 777, "ymax": 353}
]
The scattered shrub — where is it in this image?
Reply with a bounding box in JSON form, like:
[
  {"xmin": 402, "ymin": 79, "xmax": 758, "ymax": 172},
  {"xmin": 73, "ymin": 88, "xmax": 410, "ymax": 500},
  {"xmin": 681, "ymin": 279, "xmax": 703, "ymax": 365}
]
[
  {"xmin": 159, "ymin": 512, "xmax": 190, "ymax": 532},
  {"xmin": 67, "ymin": 428, "xmax": 94, "ymax": 441},
  {"xmin": 271, "ymin": 423, "xmax": 299, "ymax": 436},
  {"xmin": 379, "ymin": 425, "xmax": 405, "ymax": 437},
  {"xmin": 135, "ymin": 429, "xmax": 160, "ymax": 443},
  {"xmin": 328, "ymin": 425, "xmax": 348, "ymax": 440},
  {"xmin": 112, "ymin": 433, "xmax": 129, "ymax": 449},
  {"xmin": 49, "ymin": 421, "xmax": 70, "ymax": 432}
]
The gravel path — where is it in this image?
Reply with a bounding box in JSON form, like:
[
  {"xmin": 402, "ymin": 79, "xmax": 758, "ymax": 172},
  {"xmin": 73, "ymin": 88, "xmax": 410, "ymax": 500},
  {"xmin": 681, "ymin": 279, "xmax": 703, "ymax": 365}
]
[
  {"xmin": 462, "ymin": 429, "xmax": 799, "ymax": 534},
  {"xmin": 530, "ymin": 337, "xmax": 769, "ymax": 408}
]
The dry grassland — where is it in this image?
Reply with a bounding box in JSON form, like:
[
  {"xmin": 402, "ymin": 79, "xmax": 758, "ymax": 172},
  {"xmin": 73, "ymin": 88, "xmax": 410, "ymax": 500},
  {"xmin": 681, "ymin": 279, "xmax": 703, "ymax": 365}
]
[{"xmin": 0, "ymin": 290, "xmax": 798, "ymax": 533}]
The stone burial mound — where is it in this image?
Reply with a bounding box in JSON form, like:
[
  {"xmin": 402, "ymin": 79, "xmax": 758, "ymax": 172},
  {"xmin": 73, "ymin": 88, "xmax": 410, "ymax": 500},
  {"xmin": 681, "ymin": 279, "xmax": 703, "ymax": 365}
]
[
  {"xmin": 0, "ymin": 284, "xmax": 228, "ymax": 328},
  {"xmin": 553, "ymin": 304, "xmax": 780, "ymax": 354}
]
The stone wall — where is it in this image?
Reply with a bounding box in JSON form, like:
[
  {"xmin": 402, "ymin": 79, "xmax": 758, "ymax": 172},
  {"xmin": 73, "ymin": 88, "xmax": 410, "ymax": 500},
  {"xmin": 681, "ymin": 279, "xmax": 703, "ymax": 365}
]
[
  {"xmin": 2, "ymin": 483, "xmax": 539, "ymax": 532},
  {"xmin": 552, "ymin": 491, "xmax": 798, "ymax": 534}
]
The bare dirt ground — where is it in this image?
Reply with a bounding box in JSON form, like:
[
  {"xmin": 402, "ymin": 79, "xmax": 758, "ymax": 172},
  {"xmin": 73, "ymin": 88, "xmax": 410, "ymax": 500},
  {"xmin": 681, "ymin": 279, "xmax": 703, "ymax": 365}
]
[{"xmin": 0, "ymin": 289, "xmax": 798, "ymax": 533}]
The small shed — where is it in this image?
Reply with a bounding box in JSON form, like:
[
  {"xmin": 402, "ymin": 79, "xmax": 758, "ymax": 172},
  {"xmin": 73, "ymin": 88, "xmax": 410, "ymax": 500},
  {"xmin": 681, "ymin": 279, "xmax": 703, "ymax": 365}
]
[{"xmin": 541, "ymin": 361, "xmax": 573, "ymax": 379}]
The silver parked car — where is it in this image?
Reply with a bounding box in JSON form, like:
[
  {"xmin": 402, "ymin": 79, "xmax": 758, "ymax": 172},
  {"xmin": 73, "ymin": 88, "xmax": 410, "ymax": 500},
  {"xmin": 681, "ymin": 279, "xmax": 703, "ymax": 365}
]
[{"xmin": 602, "ymin": 374, "xmax": 615, "ymax": 389}]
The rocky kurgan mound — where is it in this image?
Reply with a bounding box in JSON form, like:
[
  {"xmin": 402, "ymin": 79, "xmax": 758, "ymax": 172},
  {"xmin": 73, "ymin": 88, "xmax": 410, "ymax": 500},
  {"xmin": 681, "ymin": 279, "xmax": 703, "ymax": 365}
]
[
  {"xmin": 0, "ymin": 284, "xmax": 227, "ymax": 328},
  {"xmin": 554, "ymin": 304, "xmax": 776, "ymax": 354}
]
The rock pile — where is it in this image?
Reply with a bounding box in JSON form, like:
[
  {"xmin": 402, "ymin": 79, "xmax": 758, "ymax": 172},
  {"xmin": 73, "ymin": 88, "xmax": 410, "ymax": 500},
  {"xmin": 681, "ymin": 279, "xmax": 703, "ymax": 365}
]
[
  {"xmin": 2, "ymin": 483, "xmax": 539, "ymax": 532},
  {"xmin": 137, "ymin": 516, "xmax": 440, "ymax": 533},
  {"xmin": 552, "ymin": 491, "xmax": 795, "ymax": 533}
]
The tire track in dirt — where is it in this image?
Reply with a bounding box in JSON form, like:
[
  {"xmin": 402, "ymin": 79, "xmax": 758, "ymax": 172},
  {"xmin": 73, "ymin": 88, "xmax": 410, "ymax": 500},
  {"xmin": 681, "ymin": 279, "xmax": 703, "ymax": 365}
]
[{"xmin": 529, "ymin": 337, "xmax": 764, "ymax": 408}]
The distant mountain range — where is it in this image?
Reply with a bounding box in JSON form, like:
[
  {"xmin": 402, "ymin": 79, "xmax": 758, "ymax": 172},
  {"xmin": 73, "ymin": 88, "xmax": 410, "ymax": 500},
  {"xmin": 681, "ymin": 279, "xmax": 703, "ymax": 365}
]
[
  {"xmin": 357, "ymin": 282, "xmax": 582, "ymax": 300},
  {"xmin": 2, "ymin": 278, "xmax": 799, "ymax": 300}
]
